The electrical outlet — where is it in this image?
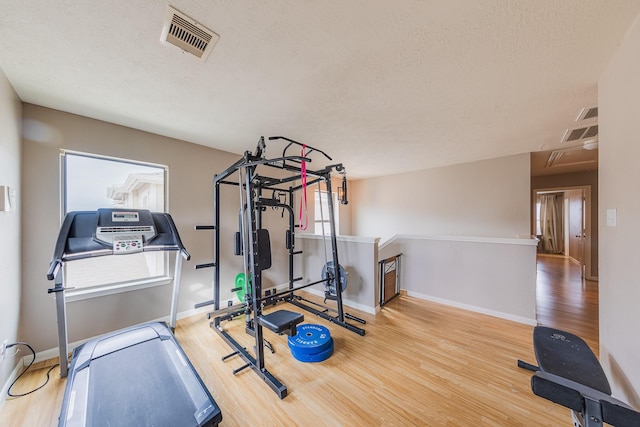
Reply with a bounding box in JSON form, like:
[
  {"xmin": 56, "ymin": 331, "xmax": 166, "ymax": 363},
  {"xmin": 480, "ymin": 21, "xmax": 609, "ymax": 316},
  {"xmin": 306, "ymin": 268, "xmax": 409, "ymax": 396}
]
[{"xmin": 1, "ymin": 339, "xmax": 8, "ymax": 361}]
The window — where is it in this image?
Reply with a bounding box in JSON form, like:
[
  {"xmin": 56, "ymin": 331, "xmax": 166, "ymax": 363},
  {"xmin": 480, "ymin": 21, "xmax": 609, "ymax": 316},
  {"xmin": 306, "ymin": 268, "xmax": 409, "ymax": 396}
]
[
  {"xmin": 536, "ymin": 200, "xmax": 542, "ymax": 236},
  {"xmin": 61, "ymin": 151, "xmax": 169, "ymax": 297},
  {"xmin": 64, "ymin": 152, "xmax": 166, "ymax": 212},
  {"xmin": 314, "ymin": 190, "xmax": 339, "ymax": 236}
]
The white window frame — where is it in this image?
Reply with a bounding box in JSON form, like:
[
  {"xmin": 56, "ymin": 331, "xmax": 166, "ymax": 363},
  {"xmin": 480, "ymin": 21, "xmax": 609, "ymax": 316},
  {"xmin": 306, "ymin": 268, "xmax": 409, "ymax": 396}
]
[
  {"xmin": 60, "ymin": 150, "xmax": 171, "ymax": 301},
  {"xmin": 536, "ymin": 200, "xmax": 542, "ymax": 236},
  {"xmin": 314, "ymin": 189, "xmax": 339, "ymax": 236}
]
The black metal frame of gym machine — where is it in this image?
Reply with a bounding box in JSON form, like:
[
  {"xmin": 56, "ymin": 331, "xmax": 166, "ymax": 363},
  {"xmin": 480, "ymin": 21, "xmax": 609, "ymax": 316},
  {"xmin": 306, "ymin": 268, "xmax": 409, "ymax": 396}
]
[{"xmin": 199, "ymin": 136, "xmax": 365, "ymax": 399}]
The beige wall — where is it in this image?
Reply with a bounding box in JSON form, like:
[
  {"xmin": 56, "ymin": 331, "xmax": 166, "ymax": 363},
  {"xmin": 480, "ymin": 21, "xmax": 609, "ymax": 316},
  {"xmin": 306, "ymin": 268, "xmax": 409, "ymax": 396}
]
[
  {"xmin": 19, "ymin": 105, "xmax": 354, "ymax": 355},
  {"xmin": 599, "ymin": 14, "xmax": 640, "ymax": 407},
  {"xmin": 350, "ymin": 153, "xmax": 531, "ymax": 240},
  {"xmin": 295, "ymin": 234, "xmax": 379, "ymax": 312},
  {"xmin": 21, "ymin": 104, "xmax": 246, "ymax": 352},
  {"xmin": 0, "ymin": 69, "xmax": 21, "ymax": 393},
  {"xmin": 398, "ymin": 236, "xmax": 538, "ymax": 324},
  {"xmin": 348, "ymin": 153, "xmax": 535, "ymax": 323}
]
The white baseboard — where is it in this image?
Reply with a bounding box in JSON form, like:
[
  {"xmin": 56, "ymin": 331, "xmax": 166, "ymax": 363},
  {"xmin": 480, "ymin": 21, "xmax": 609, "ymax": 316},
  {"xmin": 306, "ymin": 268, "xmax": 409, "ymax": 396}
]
[
  {"xmin": 405, "ymin": 290, "xmax": 537, "ymax": 326},
  {"xmin": 0, "ymin": 358, "xmax": 25, "ymax": 411},
  {"xmin": 29, "ymin": 304, "xmax": 214, "ymax": 366},
  {"xmin": 173, "ymin": 304, "xmax": 215, "ymax": 322},
  {"xmin": 302, "ymin": 288, "xmax": 377, "ymax": 315}
]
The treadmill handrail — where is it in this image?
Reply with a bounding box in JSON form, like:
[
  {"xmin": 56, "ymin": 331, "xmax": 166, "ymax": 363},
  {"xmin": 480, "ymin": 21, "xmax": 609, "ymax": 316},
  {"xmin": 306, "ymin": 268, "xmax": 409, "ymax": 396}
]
[
  {"xmin": 49, "ymin": 210, "xmax": 190, "ymax": 262},
  {"xmin": 47, "ymin": 259, "xmax": 63, "ymax": 281},
  {"xmin": 154, "ymin": 212, "xmax": 191, "ymax": 261}
]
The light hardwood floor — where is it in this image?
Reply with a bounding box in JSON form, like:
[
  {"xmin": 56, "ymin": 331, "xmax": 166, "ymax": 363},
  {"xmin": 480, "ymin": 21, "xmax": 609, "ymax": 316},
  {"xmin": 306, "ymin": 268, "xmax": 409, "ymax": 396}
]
[
  {"xmin": 535, "ymin": 254, "xmax": 599, "ymax": 352},
  {"xmin": 1, "ymin": 261, "xmax": 590, "ymax": 426}
]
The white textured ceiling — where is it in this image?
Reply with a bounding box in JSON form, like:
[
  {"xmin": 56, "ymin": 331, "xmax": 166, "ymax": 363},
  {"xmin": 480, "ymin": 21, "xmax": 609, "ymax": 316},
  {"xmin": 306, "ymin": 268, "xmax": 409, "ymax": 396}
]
[{"xmin": 1, "ymin": 1, "xmax": 639, "ymax": 179}]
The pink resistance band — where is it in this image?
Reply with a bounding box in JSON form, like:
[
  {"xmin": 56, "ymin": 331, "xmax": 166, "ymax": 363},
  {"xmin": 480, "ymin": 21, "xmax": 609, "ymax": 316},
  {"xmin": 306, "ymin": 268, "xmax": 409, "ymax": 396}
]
[{"xmin": 299, "ymin": 144, "xmax": 308, "ymax": 230}]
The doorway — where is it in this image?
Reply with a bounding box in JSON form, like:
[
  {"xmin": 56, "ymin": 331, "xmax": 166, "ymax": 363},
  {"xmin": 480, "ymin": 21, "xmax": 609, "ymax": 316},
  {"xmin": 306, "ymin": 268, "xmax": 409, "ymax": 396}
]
[
  {"xmin": 532, "ymin": 186, "xmax": 593, "ymax": 279},
  {"xmin": 379, "ymin": 254, "xmax": 401, "ymax": 306}
]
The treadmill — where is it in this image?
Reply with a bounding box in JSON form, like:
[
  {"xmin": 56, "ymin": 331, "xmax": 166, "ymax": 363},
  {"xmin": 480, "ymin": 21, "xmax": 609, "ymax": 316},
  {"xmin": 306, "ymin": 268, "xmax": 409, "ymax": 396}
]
[
  {"xmin": 48, "ymin": 209, "xmax": 222, "ymax": 427},
  {"xmin": 59, "ymin": 322, "xmax": 221, "ymax": 427}
]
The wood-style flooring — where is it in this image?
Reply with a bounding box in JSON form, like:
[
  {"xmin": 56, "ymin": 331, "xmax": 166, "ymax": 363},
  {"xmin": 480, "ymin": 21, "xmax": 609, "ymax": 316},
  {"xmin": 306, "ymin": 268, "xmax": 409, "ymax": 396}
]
[
  {"xmin": 0, "ymin": 256, "xmax": 594, "ymax": 426},
  {"xmin": 535, "ymin": 254, "xmax": 599, "ymax": 353}
]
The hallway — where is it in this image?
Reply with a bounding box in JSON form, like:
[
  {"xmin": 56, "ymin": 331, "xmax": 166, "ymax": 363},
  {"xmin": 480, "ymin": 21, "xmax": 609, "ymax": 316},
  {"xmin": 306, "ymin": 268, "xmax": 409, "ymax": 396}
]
[{"xmin": 535, "ymin": 255, "xmax": 599, "ymax": 352}]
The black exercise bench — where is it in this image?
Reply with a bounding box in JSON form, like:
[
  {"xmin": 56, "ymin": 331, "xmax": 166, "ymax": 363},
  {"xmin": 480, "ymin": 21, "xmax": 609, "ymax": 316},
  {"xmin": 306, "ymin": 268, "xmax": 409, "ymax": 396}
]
[
  {"xmin": 519, "ymin": 326, "xmax": 640, "ymax": 427},
  {"xmin": 258, "ymin": 310, "xmax": 304, "ymax": 336}
]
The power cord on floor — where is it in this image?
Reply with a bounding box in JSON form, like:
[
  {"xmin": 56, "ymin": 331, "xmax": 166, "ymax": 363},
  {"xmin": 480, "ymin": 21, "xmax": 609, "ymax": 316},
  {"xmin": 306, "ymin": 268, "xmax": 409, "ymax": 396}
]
[{"xmin": 6, "ymin": 342, "xmax": 59, "ymax": 397}]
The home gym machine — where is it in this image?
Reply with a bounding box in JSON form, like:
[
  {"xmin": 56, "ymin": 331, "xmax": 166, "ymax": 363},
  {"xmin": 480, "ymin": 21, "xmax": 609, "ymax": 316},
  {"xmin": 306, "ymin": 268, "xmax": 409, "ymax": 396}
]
[
  {"xmin": 47, "ymin": 208, "xmax": 222, "ymax": 426},
  {"xmin": 518, "ymin": 326, "xmax": 640, "ymax": 427},
  {"xmin": 195, "ymin": 136, "xmax": 366, "ymax": 399}
]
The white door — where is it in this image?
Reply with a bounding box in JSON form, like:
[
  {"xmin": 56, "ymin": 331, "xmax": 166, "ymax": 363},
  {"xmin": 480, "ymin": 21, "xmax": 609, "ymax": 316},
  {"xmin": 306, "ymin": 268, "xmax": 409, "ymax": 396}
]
[{"xmin": 567, "ymin": 189, "xmax": 585, "ymax": 274}]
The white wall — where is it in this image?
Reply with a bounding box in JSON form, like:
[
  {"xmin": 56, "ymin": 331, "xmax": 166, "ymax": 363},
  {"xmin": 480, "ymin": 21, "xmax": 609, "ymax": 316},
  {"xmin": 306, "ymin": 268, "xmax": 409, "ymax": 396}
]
[
  {"xmin": 21, "ymin": 104, "xmax": 247, "ymax": 353},
  {"xmin": 397, "ymin": 235, "xmax": 538, "ymax": 324},
  {"xmin": 347, "ymin": 151, "xmax": 534, "ymax": 324},
  {"xmin": 19, "ymin": 107, "xmax": 357, "ymax": 355},
  {"xmin": 295, "ymin": 234, "xmax": 379, "ymax": 313},
  {"xmin": 350, "ymin": 153, "xmax": 531, "ymax": 241},
  {"xmin": 599, "ymin": 14, "xmax": 640, "ymax": 408},
  {"xmin": 0, "ymin": 68, "xmax": 21, "ymax": 394}
]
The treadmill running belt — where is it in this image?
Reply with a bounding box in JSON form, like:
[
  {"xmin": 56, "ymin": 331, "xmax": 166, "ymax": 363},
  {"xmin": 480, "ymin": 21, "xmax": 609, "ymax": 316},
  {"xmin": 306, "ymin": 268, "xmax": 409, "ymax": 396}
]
[
  {"xmin": 59, "ymin": 322, "xmax": 221, "ymax": 427},
  {"xmin": 88, "ymin": 340, "xmax": 194, "ymax": 426}
]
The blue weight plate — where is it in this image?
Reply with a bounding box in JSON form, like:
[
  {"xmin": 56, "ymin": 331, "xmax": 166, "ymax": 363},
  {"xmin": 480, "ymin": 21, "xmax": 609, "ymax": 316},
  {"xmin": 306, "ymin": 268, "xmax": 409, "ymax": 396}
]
[
  {"xmin": 290, "ymin": 340, "xmax": 334, "ymax": 363},
  {"xmin": 290, "ymin": 337, "xmax": 333, "ymax": 359},
  {"xmin": 287, "ymin": 324, "xmax": 332, "ymax": 356}
]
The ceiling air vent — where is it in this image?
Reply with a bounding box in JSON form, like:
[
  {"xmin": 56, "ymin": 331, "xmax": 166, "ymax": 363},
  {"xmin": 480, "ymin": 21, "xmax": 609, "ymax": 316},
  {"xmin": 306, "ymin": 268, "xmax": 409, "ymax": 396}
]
[
  {"xmin": 565, "ymin": 127, "xmax": 589, "ymax": 142},
  {"xmin": 577, "ymin": 106, "xmax": 598, "ymax": 121},
  {"xmin": 582, "ymin": 125, "xmax": 598, "ymax": 138},
  {"xmin": 160, "ymin": 6, "xmax": 219, "ymax": 61},
  {"xmin": 545, "ymin": 146, "xmax": 597, "ymax": 169},
  {"xmin": 561, "ymin": 125, "xmax": 599, "ymax": 143}
]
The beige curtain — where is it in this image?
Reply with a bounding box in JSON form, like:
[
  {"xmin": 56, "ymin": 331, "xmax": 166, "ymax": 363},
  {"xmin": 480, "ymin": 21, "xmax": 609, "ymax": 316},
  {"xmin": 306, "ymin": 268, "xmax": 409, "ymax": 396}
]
[{"xmin": 539, "ymin": 194, "xmax": 563, "ymax": 254}]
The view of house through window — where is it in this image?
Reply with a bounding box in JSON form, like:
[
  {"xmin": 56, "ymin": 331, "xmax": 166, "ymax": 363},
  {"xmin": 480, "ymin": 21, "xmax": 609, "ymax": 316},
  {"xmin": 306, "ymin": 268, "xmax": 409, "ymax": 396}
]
[
  {"xmin": 62, "ymin": 151, "xmax": 168, "ymax": 290},
  {"xmin": 314, "ymin": 190, "xmax": 339, "ymax": 236}
]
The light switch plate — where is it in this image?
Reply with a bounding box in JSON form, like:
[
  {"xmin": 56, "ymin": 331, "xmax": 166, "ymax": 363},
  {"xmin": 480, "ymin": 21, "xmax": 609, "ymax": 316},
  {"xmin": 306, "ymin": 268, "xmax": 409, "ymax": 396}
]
[
  {"xmin": 606, "ymin": 208, "xmax": 617, "ymax": 227},
  {"xmin": 0, "ymin": 186, "xmax": 16, "ymax": 212}
]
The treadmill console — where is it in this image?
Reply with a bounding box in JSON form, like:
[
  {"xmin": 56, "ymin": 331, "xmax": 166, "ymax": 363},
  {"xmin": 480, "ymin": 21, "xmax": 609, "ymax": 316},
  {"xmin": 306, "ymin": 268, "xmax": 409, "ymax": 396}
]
[
  {"xmin": 111, "ymin": 211, "xmax": 141, "ymax": 222},
  {"xmin": 95, "ymin": 209, "xmax": 157, "ymax": 254},
  {"xmin": 113, "ymin": 235, "xmax": 144, "ymax": 254}
]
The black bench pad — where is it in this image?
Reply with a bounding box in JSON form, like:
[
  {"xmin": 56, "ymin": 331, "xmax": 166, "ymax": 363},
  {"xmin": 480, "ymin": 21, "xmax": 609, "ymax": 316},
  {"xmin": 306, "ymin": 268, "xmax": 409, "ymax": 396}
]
[
  {"xmin": 533, "ymin": 326, "xmax": 611, "ymax": 395},
  {"xmin": 259, "ymin": 310, "xmax": 304, "ymax": 335}
]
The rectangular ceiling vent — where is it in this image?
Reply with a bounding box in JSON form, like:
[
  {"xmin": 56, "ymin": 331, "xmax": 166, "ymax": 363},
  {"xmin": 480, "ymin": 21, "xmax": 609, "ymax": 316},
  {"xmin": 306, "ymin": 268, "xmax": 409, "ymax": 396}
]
[
  {"xmin": 577, "ymin": 106, "xmax": 598, "ymax": 121},
  {"xmin": 160, "ymin": 6, "xmax": 219, "ymax": 61},
  {"xmin": 546, "ymin": 146, "xmax": 597, "ymax": 169},
  {"xmin": 561, "ymin": 125, "xmax": 598, "ymax": 143}
]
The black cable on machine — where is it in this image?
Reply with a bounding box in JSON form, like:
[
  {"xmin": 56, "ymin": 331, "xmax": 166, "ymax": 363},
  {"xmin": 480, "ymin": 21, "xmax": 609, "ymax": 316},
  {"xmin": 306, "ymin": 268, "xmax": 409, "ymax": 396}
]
[{"xmin": 6, "ymin": 342, "xmax": 59, "ymax": 397}]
